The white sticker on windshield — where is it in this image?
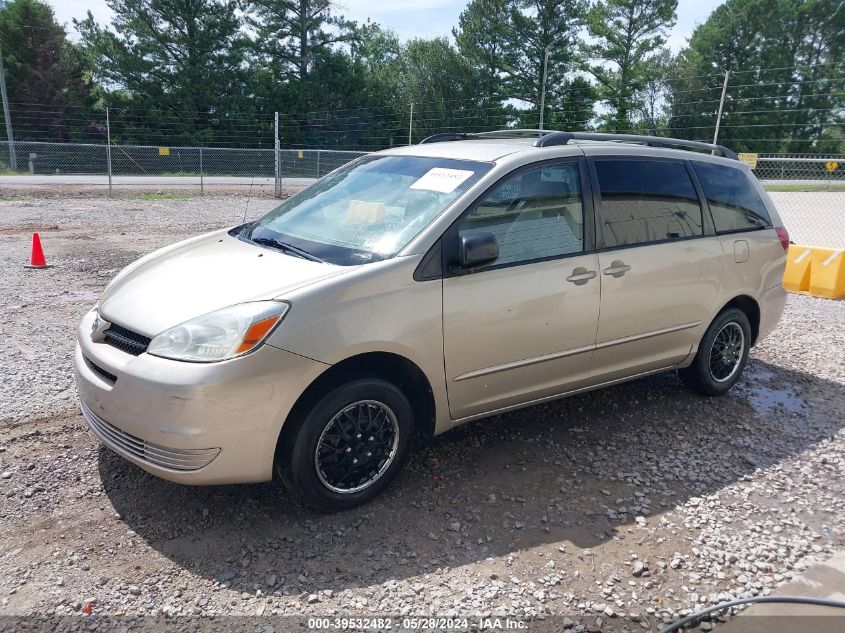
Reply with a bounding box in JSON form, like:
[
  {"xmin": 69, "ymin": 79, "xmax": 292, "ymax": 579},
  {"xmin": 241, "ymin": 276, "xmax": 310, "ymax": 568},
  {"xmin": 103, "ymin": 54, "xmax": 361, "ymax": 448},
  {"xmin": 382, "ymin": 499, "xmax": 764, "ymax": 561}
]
[{"xmin": 410, "ymin": 168, "xmax": 475, "ymax": 193}]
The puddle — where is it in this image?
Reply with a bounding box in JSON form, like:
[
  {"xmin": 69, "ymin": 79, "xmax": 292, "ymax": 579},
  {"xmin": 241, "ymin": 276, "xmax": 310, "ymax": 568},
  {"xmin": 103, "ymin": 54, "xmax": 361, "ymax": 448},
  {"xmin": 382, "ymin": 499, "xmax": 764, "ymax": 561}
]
[
  {"xmin": 745, "ymin": 364, "xmax": 775, "ymax": 382},
  {"xmin": 740, "ymin": 363, "xmax": 806, "ymax": 415},
  {"xmin": 747, "ymin": 383, "xmax": 806, "ymax": 415}
]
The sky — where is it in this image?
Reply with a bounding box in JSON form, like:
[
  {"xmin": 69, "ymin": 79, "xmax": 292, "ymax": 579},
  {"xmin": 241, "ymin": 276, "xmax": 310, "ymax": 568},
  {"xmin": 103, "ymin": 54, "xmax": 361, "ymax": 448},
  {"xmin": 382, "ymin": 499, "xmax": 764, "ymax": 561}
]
[{"xmin": 52, "ymin": 0, "xmax": 724, "ymax": 53}]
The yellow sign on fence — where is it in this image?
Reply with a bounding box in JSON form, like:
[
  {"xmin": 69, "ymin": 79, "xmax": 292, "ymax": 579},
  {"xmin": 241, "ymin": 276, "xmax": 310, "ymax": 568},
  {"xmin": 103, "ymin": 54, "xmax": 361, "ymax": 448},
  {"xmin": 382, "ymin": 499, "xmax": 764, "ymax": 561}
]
[
  {"xmin": 158, "ymin": 147, "xmax": 170, "ymax": 156},
  {"xmin": 825, "ymin": 161, "xmax": 839, "ymax": 172},
  {"xmin": 738, "ymin": 152, "xmax": 758, "ymax": 169}
]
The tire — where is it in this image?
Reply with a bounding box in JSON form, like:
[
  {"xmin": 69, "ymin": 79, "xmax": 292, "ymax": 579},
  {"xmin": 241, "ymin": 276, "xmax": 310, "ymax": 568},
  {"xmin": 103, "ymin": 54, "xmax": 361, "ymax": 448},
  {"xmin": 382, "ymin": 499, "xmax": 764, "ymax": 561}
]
[
  {"xmin": 678, "ymin": 308, "xmax": 752, "ymax": 397},
  {"xmin": 278, "ymin": 378, "xmax": 414, "ymax": 512}
]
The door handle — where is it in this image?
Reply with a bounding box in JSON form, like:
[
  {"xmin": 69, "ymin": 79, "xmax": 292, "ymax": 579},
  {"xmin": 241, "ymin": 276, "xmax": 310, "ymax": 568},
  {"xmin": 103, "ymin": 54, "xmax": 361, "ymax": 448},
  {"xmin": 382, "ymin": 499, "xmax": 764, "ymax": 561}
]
[
  {"xmin": 565, "ymin": 267, "xmax": 597, "ymax": 285},
  {"xmin": 602, "ymin": 260, "xmax": 631, "ymax": 277}
]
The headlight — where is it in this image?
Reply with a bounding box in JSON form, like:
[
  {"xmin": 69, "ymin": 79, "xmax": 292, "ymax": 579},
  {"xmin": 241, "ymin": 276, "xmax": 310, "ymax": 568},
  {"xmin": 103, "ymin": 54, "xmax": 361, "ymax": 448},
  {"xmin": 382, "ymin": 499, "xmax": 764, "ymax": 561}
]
[{"xmin": 147, "ymin": 301, "xmax": 290, "ymax": 362}]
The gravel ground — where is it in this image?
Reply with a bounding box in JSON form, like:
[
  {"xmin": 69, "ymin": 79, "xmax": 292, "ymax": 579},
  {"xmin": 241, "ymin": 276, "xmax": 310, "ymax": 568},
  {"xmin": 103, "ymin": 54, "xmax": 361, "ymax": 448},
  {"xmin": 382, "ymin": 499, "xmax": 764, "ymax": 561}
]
[{"xmin": 0, "ymin": 195, "xmax": 843, "ymax": 631}]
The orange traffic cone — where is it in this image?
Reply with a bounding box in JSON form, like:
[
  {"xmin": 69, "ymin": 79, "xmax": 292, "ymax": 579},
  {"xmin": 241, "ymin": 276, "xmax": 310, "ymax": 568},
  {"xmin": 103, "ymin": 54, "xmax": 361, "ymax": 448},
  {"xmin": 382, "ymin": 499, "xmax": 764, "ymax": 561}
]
[{"xmin": 25, "ymin": 232, "xmax": 52, "ymax": 269}]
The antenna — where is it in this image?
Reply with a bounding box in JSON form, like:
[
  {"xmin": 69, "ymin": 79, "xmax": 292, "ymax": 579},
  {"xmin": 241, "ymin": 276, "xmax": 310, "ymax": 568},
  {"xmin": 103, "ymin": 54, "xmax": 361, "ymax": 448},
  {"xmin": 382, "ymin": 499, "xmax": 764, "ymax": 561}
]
[{"xmin": 242, "ymin": 174, "xmax": 256, "ymax": 225}]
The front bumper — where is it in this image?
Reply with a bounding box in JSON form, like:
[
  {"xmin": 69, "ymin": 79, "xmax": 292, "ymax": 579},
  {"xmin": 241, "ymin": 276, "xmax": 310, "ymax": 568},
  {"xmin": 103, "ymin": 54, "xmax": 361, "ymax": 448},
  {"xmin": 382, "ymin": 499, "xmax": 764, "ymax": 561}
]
[{"xmin": 74, "ymin": 308, "xmax": 329, "ymax": 485}]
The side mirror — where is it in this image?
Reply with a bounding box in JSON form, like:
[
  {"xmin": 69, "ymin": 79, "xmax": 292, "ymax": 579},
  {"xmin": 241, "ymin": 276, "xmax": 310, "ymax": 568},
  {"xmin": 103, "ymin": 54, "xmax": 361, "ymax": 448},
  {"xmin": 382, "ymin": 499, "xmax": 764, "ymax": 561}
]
[{"xmin": 458, "ymin": 232, "xmax": 499, "ymax": 271}]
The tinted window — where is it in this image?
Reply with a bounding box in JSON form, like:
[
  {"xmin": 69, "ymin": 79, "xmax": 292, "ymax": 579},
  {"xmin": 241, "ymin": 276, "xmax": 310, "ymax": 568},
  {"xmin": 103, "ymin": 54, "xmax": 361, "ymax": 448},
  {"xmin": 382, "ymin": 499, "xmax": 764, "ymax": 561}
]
[
  {"xmin": 457, "ymin": 162, "xmax": 584, "ymax": 268},
  {"xmin": 595, "ymin": 160, "xmax": 703, "ymax": 248},
  {"xmin": 692, "ymin": 162, "xmax": 771, "ymax": 233}
]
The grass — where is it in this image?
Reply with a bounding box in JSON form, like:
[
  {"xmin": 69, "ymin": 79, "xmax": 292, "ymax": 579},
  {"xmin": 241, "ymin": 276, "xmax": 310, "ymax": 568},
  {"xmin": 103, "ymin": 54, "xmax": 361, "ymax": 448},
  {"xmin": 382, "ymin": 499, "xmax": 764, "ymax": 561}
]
[
  {"xmin": 764, "ymin": 183, "xmax": 845, "ymax": 192},
  {"xmin": 139, "ymin": 192, "xmax": 196, "ymax": 200}
]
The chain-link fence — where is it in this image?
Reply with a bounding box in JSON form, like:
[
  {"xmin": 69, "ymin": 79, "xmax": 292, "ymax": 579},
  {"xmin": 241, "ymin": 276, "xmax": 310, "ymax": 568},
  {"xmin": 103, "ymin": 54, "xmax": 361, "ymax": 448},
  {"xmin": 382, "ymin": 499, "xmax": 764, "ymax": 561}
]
[
  {"xmin": 754, "ymin": 155, "xmax": 845, "ymax": 183},
  {"xmin": 1, "ymin": 140, "xmax": 843, "ymax": 247},
  {"xmin": 0, "ymin": 140, "xmax": 368, "ymax": 194},
  {"xmin": 751, "ymin": 155, "xmax": 845, "ymax": 248}
]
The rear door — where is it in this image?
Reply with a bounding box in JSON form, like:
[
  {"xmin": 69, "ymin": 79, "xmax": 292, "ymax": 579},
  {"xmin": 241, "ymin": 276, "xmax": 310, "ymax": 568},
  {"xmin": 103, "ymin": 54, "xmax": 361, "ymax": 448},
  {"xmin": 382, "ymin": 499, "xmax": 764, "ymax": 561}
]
[
  {"xmin": 588, "ymin": 157, "xmax": 724, "ymax": 382},
  {"xmin": 442, "ymin": 158, "xmax": 601, "ymax": 419},
  {"xmin": 691, "ymin": 161, "xmax": 786, "ymax": 294}
]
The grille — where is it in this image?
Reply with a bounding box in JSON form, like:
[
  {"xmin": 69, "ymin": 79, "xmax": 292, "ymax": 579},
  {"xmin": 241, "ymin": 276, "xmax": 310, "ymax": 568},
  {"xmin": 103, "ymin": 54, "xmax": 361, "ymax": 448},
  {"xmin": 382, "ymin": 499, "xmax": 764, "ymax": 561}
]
[
  {"xmin": 81, "ymin": 401, "xmax": 220, "ymax": 471},
  {"xmin": 84, "ymin": 356, "xmax": 117, "ymax": 383},
  {"xmin": 104, "ymin": 323, "xmax": 151, "ymax": 356}
]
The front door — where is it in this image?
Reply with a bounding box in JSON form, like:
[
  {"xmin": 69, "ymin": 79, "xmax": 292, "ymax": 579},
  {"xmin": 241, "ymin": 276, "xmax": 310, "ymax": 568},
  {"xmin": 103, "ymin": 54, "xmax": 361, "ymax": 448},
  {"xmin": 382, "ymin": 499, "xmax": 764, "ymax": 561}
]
[
  {"xmin": 588, "ymin": 157, "xmax": 723, "ymax": 381},
  {"xmin": 442, "ymin": 159, "xmax": 601, "ymax": 419}
]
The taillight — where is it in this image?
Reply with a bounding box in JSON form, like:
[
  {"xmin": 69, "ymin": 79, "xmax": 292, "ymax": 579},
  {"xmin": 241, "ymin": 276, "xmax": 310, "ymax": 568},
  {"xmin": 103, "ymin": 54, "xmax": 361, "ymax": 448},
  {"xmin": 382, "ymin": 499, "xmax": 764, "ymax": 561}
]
[{"xmin": 775, "ymin": 226, "xmax": 790, "ymax": 251}]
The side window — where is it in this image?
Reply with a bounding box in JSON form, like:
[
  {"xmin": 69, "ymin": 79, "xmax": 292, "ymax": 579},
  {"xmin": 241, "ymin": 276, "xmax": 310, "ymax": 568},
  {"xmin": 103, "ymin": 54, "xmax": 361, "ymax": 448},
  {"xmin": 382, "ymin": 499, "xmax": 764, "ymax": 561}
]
[
  {"xmin": 457, "ymin": 162, "xmax": 584, "ymax": 268},
  {"xmin": 595, "ymin": 159, "xmax": 703, "ymax": 248},
  {"xmin": 692, "ymin": 162, "xmax": 771, "ymax": 233}
]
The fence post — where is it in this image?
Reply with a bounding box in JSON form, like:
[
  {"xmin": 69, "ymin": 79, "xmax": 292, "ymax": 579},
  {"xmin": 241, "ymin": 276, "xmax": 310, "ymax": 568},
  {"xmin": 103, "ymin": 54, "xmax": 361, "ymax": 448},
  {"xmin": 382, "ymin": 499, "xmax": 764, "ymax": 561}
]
[
  {"xmin": 408, "ymin": 103, "xmax": 414, "ymax": 146},
  {"xmin": 316, "ymin": 150, "xmax": 321, "ymax": 178},
  {"xmin": 105, "ymin": 107, "xmax": 113, "ymax": 195},
  {"xmin": 199, "ymin": 146, "xmax": 204, "ymax": 195},
  {"xmin": 274, "ymin": 111, "xmax": 282, "ymax": 198}
]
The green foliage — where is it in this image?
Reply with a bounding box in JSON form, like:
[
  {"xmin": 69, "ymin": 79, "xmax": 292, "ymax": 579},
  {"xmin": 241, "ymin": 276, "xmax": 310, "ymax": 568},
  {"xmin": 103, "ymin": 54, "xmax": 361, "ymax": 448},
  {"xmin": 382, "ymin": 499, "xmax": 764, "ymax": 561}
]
[
  {"xmin": 75, "ymin": 0, "xmax": 252, "ymax": 145},
  {"xmin": 667, "ymin": 0, "xmax": 845, "ymax": 152},
  {"xmin": 247, "ymin": 0, "xmax": 355, "ymax": 81},
  {"xmin": 453, "ymin": 0, "xmax": 512, "ymax": 98},
  {"xmin": 585, "ymin": 0, "xmax": 677, "ymax": 132},
  {"xmin": 0, "ymin": 0, "xmax": 94, "ymax": 141},
  {"xmin": 393, "ymin": 38, "xmax": 508, "ymax": 139},
  {"xmin": 455, "ymin": 0, "xmax": 588, "ymax": 110},
  {"xmin": 0, "ymin": 0, "xmax": 842, "ymax": 152}
]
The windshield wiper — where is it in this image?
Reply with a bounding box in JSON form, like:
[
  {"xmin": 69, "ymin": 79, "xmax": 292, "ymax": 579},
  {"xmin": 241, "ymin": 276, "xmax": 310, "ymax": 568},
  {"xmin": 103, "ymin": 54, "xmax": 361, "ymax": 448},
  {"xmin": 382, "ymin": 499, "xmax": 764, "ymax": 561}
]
[{"xmin": 250, "ymin": 237, "xmax": 324, "ymax": 263}]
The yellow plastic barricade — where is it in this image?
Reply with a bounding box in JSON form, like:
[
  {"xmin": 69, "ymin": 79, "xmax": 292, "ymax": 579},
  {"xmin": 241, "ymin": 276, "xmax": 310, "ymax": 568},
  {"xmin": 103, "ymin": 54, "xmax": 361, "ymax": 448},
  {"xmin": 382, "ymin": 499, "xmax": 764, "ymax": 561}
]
[{"xmin": 783, "ymin": 245, "xmax": 845, "ymax": 299}]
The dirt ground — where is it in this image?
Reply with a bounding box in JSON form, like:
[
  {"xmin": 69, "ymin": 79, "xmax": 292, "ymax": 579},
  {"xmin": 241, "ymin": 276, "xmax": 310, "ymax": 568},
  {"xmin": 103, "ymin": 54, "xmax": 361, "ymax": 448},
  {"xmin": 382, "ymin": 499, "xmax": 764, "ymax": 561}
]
[{"xmin": 0, "ymin": 195, "xmax": 843, "ymax": 632}]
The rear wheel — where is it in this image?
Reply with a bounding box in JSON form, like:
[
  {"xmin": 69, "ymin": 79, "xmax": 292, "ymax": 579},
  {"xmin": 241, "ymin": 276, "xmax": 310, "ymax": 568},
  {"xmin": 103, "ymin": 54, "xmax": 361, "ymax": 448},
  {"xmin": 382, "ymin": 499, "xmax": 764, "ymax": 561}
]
[
  {"xmin": 678, "ymin": 308, "xmax": 751, "ymax": 396},
  {"xmin": 278, "ymin": 378, "xmax": 414, "ymax": 511}
]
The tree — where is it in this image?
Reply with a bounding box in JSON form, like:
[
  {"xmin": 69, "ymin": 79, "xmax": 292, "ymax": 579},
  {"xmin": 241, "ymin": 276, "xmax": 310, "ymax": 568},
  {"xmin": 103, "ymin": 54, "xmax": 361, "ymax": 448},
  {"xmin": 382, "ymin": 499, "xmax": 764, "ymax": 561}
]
[
  {"xmin": 633, "ymin": 47, "xmax": 672, "ymax": 134},
  {"xmin": 503, "ymin": 0, "xmax": 587, "ymax": 114},
  {"xmin": 453, "ymin": 0, "xmax": 511, "ymax": 98},
  {"xmin": 76, "ymin": 0, "xmax": 251, "ymax": 145},
  {"xmin": 667, "ymin": 0, "xmax": 844, "ymax": 152},
  {"xmin": 454, "ymin": 0, "xmax": 591, "ymax": 128},
  {"xmin": 584, "ymin": 0, "xmax": 677, "ymax": 132},
  {"xmin": 0, "ymin": 0, "xmax": 93, "ymax": 141},
  {"xmin": 247, "ymin": 0, "xmax": 354, "ymax": 81},
  {"xmin": 393, "ymin": 38, "xmax": 508, "ymax": 140}
]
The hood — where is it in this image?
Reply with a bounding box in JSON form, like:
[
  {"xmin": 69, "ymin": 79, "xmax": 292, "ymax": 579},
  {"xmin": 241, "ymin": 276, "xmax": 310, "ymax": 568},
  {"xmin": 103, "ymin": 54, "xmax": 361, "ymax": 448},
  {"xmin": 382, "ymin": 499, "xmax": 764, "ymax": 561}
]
[{"xmin": 98, "ymin": 229, "xmax": 350, "ymax": 337}]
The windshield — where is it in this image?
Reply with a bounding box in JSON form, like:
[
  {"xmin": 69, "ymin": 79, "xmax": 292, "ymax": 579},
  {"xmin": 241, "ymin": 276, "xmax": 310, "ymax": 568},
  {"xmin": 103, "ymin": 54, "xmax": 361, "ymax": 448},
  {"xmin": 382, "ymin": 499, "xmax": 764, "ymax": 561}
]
[{"xmin": 241, "ymin": 155, "xmax": 492, "ymax": 265}]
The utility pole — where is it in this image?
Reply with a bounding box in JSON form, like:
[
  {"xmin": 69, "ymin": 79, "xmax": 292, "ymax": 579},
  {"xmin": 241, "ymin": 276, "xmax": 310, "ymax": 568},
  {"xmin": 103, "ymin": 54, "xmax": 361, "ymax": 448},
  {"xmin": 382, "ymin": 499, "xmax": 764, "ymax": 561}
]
[
  {"xmin": 713, "ymin": 70, "xmax": 730, "ymax": 145},
  {"xmin": 0, "ymin": 42, "xmax": 17, "ymax": 171},
  {"xmin": 408, "ymin": 102, "xmax": 414, "ymax": 146},
  {"xmin": 539, "ymin": 46, "xmax": 550, "ymax": 130}
]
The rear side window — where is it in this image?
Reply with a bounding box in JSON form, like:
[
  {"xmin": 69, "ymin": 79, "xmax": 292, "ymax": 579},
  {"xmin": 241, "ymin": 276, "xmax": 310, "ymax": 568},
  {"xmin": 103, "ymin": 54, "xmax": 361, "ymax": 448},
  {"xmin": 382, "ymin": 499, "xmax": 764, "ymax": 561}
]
[
  {"xmin": 594, "ymin": 160, "xmax": 703, "ymax": 248},
  {"xmin": 692, "ymin": 162, "xmax": 771, "ymax": 233}
]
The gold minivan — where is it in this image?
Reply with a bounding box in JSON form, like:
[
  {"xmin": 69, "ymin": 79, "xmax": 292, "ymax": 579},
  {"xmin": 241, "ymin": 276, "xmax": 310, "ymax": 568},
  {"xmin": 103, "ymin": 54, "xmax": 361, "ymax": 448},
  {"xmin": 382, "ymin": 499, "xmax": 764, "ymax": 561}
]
[{"xmin": 75, "ymin": 131, "xmax": 788, "ymax": 510}]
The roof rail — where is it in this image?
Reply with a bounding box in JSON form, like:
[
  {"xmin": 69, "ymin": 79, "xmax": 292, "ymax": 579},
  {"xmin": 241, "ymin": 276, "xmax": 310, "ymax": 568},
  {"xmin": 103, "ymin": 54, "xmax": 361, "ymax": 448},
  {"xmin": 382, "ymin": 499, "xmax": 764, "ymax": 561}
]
[
  {"xmin": 418, "ymin": 133, "xmax": 480, "ymax": 144},
  {"xmin": 475, "ymin": 129, "xmax": 559, "ymax": 138},
  {"xmin": 419, "ymin": 129, "xmax": 562, "ymax": 144},
  {"xmin": 535, "ymin": 131, "xmax": 738, "ymax": 160}
]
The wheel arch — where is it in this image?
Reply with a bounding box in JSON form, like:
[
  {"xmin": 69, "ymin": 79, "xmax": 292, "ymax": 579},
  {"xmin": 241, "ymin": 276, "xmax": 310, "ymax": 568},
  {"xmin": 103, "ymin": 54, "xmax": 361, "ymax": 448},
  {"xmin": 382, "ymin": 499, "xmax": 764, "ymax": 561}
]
[
  {"xmin": 274, "ymin": 351, "xmax": 437, "ymax": 465},
  {"xmin": 720, "ymin": 294, "xmax": 761, "ymax": 346}
]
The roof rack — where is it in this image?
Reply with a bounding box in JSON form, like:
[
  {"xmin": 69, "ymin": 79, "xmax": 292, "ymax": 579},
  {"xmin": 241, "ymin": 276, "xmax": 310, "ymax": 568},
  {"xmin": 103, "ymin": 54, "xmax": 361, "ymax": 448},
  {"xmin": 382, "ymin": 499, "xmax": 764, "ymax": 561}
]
[
  {"xmin": 418, "ymin": 129, "xmax": 738, "ymax": 160},
  {"xmin": 534, "ymin": 131, "xmax": 738, "ymax": 159},
  {"xmin": 418, "ymin": 129, "xmax": 559, "ymax": 144}
]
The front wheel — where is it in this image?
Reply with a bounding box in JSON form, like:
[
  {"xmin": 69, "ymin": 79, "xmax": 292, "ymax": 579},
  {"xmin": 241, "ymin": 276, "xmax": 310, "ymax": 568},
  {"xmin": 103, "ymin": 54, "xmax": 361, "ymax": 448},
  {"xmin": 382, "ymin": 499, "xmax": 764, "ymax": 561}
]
[
  {"xmin": 678, "ymin": 308, "xmax": 752, "ymax": 396},
  {"xmin": 278, "ymin": 378, "xmax": 414, "ymax": 511}
]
